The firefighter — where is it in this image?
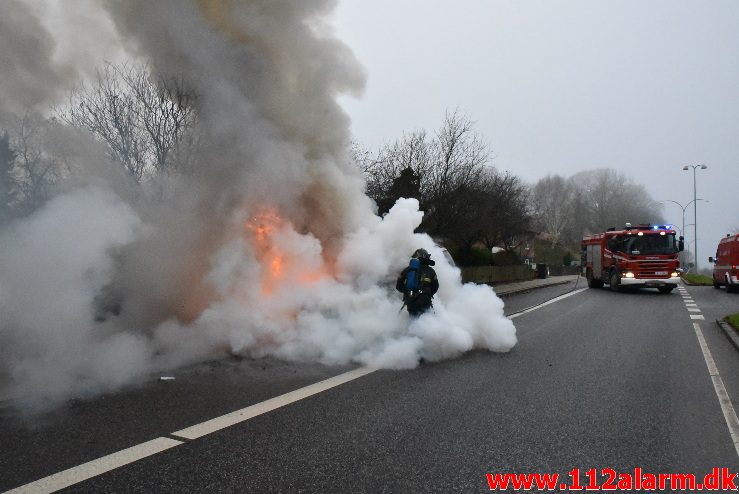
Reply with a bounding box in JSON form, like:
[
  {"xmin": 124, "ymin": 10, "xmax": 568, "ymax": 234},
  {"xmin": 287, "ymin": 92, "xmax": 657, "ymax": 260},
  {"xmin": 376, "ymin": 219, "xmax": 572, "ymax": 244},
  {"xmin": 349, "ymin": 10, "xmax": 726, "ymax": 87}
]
[{"xmin": 396, "ymin": 248, "xmax": 439, "ymax": 317}]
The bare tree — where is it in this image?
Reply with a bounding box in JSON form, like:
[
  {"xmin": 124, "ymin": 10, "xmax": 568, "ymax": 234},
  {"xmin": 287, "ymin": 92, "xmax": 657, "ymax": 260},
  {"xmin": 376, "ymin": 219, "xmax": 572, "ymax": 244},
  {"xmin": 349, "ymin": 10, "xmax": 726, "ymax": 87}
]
[
  {"xmin": 573, "ymin": 169, "xmax": 662, "ymax": 234},
  {"xmin": 430, "ymin": 112, "xmax": 488, "ymax": 195},
  {"xmin": 8, "ymin": 114, "xmax": 66, "ymax": 213},
  {"xmin": 531, "ymin": 174, "xmax": 575, "ymax": 246},
  {"xmin": 354, "ymin": 131, "xmax": 431, "ymax": 214},
  {"xmin": 356, "ymin": 110, "xmax": 489, "ymax": 226},
  {"xmin": 479, "ymin": 170, "xmax": 532, "ymax": 252},
  {"xmin": 422, "ymin": 111, "xmax": 488, "ymax": 236},
  {"xmin": 526, "ymin": 169, "xmax": 667, "ymax": 253},
  {"xmin": 121, "ymin": 65, "xmax": 199, "ymax": 175},
  {"xmin": 355, "ymin": 111, "xmax": 533, "ymax": 262},
  {"xmin": 58, "ymin": 62, "xmax": 199, "ymax": 183},
  {"xmin": 59, "ymin": 64, "xmax": 146, "ymax": 181}
]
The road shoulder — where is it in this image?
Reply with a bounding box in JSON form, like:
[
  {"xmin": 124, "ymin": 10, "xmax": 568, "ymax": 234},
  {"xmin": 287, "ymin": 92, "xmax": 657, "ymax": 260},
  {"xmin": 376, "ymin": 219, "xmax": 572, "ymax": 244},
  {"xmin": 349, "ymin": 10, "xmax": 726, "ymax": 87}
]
[{"xmin": 718, "ymin": 319, "xmax": 739, "ymax": 353}]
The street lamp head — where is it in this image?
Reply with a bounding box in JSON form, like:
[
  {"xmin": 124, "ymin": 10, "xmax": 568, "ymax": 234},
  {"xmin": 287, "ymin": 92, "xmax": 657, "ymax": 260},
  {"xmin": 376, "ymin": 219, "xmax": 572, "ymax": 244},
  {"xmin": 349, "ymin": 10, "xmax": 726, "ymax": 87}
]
[
  {"xmin": 700, "ymin": 164, "xmax": 708, "ymax": 169},
  {"xmin": 682, "ymin": 166, "xmax": 689, "ymax": 170}
]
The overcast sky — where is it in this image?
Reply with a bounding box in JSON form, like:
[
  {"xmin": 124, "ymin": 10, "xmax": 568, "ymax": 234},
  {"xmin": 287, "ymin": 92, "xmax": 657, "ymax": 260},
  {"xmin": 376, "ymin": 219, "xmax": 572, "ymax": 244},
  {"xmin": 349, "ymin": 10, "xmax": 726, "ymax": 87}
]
[{"xmin": 333, "ymin": 0, "xmax": 739, "ymax": 269}]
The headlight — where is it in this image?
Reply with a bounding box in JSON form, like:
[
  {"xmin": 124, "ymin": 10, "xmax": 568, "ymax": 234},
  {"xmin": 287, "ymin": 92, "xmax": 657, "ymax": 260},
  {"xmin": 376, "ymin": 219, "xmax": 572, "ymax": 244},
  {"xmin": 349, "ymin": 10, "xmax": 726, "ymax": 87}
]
[
  {"xmin": 671, "ymin": 272, "xmax": 679, "ymax": 277},
  {"xmin": 623, "ymin": 272, "xmax": 635, "ymax": 278}
]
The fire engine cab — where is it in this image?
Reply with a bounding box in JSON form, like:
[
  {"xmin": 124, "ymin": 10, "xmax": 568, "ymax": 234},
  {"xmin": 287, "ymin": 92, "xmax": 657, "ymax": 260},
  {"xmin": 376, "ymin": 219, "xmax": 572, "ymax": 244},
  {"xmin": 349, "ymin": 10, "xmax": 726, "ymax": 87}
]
[
  {"xmin": 708, "ymin": 234, "xmax": 739, "ymax": 293},
  {"xmin": 582, "ymin": 223, "xmax": 684, "ymax": 293}
]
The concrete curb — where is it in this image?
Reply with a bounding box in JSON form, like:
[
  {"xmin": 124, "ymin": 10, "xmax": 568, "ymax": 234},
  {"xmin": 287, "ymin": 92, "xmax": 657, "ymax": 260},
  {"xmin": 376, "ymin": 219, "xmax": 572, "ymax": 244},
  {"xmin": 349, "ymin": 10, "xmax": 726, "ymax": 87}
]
[
  {"xmin": 717, "ymin": 319, "xmax": 739, "ymax": 353},
  {"xmin": 681, "ymin": 278, "xmax": 712, "ymax": 286}
]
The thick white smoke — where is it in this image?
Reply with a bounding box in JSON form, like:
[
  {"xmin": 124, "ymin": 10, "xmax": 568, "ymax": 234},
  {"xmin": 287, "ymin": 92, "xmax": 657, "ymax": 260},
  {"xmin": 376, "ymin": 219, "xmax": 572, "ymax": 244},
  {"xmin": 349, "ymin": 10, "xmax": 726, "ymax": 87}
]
[
  {"xmin": 0, "ymin": 0, "xmax": 517, "ymax": 411},
  {"xmin": 0, "ymin": 186, "xmax": 153, "ymax": 405},
  {"xmin": 153, "ymin": 198, "xmax": 516, "ymax": 371}
]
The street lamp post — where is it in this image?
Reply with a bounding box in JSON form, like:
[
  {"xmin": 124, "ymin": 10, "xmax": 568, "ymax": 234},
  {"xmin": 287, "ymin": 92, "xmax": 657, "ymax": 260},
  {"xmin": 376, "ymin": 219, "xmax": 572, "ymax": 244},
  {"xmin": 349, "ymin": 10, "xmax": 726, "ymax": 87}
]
[
  {"xmin": 661, "ymin": 199, "xmax": 707, "ymax": 241},
  {"xmin": 662, "ymin": 200, "xmax": 687, "ymax": 240},
  {"xmin": 682, "ymin": 223, "xmax": 696, "ymax": 236},
  {"xmin": 683, "ymin": 224, "xmax": 697, "ymax": 267},
  {"xmin": 661, "ymin": 200, "xmax": 706, "ymax": 268},
  {"xmin": 682, "ymin": 164, "xmax": 708, "ymax": 272}
]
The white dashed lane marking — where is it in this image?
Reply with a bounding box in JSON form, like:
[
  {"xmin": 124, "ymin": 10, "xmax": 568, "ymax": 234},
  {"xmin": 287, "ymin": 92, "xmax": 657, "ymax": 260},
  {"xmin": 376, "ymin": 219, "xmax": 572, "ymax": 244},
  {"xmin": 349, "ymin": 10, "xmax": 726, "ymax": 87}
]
[{"xmin": 681, "ymin": 285, "xmax": 703, "ymax": 320}]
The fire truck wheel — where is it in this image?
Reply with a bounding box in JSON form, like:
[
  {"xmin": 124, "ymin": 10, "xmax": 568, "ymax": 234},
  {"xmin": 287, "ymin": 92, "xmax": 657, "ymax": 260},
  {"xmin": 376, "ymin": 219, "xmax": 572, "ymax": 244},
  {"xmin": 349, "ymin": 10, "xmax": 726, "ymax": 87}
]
[
  {"xmin": 713, "ymin": 279, "xmax": 721, "ymax": 289},
  {"xmin": 609, "ymin": 271, "xmax": 621, "ymax": 292},
  {"xmin": 586, "ymin": 269, "xmax": 603, "ymax": 288},
  {"xmin": 658, "ymin": 286, "xmax": 674, "ymax": 294},
  {"xmin": 728, "ymin": 284, "xmax": 739, "ymax": 294}
]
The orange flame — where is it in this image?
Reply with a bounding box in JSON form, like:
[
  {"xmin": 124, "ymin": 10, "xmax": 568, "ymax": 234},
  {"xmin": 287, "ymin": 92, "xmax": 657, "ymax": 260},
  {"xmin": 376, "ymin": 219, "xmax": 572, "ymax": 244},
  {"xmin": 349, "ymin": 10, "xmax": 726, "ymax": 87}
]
[
  {"xmin": 246, "ymin": 210, "xmax": 284, "ymax": 295},
  {"xmin": 245, "ymin": 209, "xmax": 331, "ymax": 296}
]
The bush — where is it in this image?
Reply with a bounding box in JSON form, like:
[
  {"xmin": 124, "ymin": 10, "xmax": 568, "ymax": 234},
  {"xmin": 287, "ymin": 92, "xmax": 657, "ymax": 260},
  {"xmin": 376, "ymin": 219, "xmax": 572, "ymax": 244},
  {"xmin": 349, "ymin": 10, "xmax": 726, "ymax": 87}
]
[
  {"xmin": 534, "ymin": 239, "xmax": 575, "ymax": 266},
  {"xmin": 492, "ymin": 250, "xmax": 521, "ymax": 266},
  {"xmin": 449, "ymin": 246, "xmax": 492, "ymax": 267},
  {"xmin": 449, "ymin": 245, "xmax": 522, "ymax": 267}
]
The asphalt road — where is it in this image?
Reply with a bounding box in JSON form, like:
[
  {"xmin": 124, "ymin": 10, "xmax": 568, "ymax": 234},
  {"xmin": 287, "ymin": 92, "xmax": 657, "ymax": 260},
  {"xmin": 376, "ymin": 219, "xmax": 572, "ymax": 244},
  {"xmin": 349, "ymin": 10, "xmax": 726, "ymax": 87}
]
[{"xmin": 2, "ymin": 281, "xmax": 738, "ymax": 492}]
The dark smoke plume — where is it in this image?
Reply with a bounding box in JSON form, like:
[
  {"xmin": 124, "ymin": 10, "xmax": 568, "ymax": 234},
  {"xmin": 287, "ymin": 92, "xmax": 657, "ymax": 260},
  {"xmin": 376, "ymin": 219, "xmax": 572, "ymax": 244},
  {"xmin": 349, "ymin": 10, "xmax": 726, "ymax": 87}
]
[{"xmin": 0, "ymin": 0, "xmax": 516, "ymax": 411}]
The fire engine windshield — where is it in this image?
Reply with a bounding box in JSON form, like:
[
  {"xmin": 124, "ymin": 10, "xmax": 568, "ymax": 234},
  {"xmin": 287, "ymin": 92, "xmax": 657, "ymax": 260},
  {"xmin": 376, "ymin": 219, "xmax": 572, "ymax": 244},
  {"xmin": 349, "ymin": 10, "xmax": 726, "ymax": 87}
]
[{"xmin": 616, "ymin": 234, "xmax": 677, "ymax": 255}]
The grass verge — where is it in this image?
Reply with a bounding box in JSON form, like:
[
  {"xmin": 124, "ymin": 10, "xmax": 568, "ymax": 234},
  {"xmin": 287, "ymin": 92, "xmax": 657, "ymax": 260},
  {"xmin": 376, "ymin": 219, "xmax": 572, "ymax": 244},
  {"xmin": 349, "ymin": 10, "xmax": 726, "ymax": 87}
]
[
  {"xmin": 727, "ymin": 313, "xmax": 739, "ymax": 331},
  {"xmin": 682, "ymin": 273, "xmax": 713, "ymax": 285}
]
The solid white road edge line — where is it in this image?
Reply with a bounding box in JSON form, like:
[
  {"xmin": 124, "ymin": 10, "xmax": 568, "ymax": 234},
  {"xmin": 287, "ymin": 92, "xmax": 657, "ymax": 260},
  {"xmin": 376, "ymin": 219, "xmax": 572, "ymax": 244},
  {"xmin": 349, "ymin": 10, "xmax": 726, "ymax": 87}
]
[
  {"xmin": 693, "ymin": 322, "xmax": 739, "ymax": 458},
  {"xmin": 5, "ymin": 288, "xmax": 586, "ymax": 493},
  {"xmin": 172, "ymin": 366, "xmax": 377, "ymax": 440},
  {"xmin": 4, "ymin": 437, "xmax": 183, "ymax": 494},
  {"xmin": 508, "ymin": 288, "xmax": 588, "ymax": 319}
]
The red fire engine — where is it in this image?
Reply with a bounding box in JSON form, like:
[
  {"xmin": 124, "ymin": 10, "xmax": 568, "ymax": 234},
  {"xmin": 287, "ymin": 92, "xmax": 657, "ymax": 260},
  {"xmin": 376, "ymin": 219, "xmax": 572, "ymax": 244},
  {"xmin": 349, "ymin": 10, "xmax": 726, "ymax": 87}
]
[
  {"xmin": 581, "ymin": 223, "xmax": 684, "ymax": 293},
  {"xmin": 708, "ymin": 234, "xmax": 739, "ymax": 292}
]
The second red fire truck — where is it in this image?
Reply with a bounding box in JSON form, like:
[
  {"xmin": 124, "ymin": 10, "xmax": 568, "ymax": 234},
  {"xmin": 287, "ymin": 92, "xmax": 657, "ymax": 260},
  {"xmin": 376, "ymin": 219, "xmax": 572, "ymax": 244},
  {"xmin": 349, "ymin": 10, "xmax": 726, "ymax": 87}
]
[
  {"xmin": 709, "ymin": 234, "xmax": 739, "ymax": 292},
  {"xmin": 582, "ymin": 223, "xmax": 684, "ymax": 293}
]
